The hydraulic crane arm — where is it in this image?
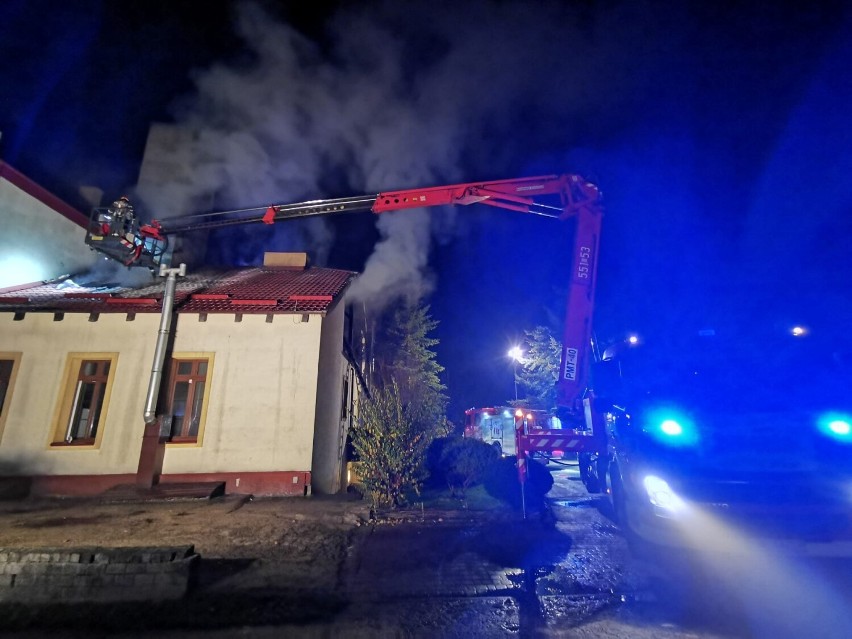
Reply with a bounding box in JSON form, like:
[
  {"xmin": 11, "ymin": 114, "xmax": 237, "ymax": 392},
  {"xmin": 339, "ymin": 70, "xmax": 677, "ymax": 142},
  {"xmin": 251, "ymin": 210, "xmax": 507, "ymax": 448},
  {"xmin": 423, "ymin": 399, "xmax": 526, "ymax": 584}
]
[
  {"xmin": 86, "ymin": 172, "xmax": 600, "ymax": 264},
  {"xmin": 146, "ymin": 173, "xmax": 600, "ymax": 234}
]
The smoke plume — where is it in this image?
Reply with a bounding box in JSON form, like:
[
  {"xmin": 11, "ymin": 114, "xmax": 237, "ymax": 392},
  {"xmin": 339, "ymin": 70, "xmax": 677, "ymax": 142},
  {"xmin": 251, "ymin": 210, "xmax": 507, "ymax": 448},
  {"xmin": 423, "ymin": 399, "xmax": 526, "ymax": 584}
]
[{"xmin": 134, "ymin": 0, "xmax": 666, "ymax": 310}]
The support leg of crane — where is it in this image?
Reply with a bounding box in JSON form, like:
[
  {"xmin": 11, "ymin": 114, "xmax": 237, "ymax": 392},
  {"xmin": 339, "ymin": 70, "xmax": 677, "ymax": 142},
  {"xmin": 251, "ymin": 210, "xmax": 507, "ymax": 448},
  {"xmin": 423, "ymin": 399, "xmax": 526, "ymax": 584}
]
[{"xmin": 521, "ymin": 481, "xmax": 527, "ymax": 520}]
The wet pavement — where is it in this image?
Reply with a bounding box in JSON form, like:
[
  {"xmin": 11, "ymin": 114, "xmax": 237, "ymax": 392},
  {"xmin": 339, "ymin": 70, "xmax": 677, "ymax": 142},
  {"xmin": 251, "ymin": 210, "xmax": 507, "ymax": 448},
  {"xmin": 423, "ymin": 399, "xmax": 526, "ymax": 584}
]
[
  {"xmin": 306, "ymin": 461, "xmax": 722, "ymax": 638},
  {"xmin": 328, "ymin": 461, "xmax": 852, "ymax": 638},
  {"xmin": 3, "ymin": 461, "xmax": 852, "ymax": 638}
]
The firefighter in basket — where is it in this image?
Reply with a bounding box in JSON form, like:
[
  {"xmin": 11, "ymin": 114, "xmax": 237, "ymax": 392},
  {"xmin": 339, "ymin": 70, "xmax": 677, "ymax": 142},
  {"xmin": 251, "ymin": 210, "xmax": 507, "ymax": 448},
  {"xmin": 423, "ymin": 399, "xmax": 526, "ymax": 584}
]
[{"xmin": 97, "ymin": 195, "xmax": 135, "ymax": 237}]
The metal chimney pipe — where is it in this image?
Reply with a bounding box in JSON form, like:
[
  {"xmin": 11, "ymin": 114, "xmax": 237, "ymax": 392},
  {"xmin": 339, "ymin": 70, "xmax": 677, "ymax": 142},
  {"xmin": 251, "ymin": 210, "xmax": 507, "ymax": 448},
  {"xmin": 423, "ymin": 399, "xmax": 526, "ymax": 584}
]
[{"xmin": 143, "ymin": 263, "xmax": 186, "ymax": 425}]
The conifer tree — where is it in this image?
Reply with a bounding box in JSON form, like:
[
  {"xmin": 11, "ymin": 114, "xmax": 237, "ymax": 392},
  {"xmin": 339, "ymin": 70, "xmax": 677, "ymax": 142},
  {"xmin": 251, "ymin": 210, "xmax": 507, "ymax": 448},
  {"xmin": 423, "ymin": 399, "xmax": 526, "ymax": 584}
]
[
  {"xmin": 376, "ymin": 302, "xmax": 449, "ymax": 436},
  {"xmin": 517, "ymin": 325, "xmax": 561, "ymax": 409}
]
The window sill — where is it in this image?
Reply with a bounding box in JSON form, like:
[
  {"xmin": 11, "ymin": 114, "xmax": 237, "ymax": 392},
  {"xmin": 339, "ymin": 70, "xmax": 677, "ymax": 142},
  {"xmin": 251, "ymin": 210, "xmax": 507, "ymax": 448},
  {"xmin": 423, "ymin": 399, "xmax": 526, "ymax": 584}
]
[
  {"xmin": 51, "ymin": 439, "xmax": 96, "ymax": 447},
  {"xmin": 167, "ymin": 437, "xmax": 199, "ymax": 445}
]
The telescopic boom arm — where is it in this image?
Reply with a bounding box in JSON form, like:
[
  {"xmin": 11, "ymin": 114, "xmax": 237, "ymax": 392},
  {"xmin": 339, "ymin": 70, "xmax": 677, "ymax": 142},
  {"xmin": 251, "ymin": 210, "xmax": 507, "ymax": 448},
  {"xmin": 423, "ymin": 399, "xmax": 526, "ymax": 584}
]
[{"xmin": 85, "ymin": 173, "xmax": 603, "ymax": 421}]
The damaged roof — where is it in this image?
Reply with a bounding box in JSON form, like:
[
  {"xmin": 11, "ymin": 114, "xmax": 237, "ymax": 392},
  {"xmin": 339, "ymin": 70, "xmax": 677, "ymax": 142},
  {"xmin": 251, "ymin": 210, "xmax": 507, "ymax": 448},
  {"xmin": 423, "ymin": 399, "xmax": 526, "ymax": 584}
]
[{"xmin": 0, "ymin": 265, "xmax": 357, "ymax": 316}]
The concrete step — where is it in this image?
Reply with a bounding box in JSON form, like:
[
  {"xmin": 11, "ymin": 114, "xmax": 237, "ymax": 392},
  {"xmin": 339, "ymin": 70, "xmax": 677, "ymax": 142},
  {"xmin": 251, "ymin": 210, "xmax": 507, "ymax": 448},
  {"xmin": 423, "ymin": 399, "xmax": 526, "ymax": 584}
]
[{"xmin": 101, "ymin": 481, "xmax": 226, "ymax": 501}]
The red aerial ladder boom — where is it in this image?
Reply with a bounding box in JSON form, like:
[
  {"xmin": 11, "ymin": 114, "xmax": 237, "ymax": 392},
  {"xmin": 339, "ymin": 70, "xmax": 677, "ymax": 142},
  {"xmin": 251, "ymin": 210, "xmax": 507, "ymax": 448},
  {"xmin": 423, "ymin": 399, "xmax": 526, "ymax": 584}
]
[{"xmin": 85, "ymin": 174, "xmax": 607, "ymax": 482}]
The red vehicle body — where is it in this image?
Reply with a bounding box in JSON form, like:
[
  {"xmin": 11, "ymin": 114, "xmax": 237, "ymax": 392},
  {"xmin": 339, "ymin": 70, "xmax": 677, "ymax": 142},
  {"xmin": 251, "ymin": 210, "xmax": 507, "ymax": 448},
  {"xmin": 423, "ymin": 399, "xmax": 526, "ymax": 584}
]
[
  {"xmin": 86, "ymin": 174, "xmax": 608, "ymax": 486},
  {"xmin": 464, "ymin": 406, "xmax": 561, "ymax": 458},
  {"xmin": 464, "ymin": 407, "xmax": 519, "ymax": 456}
]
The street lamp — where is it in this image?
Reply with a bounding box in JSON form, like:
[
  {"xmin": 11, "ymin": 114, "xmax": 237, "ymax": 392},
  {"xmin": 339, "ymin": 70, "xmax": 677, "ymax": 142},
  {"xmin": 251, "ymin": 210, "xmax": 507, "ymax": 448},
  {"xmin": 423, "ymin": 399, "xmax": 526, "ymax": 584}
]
[{"xmin": 508, "ymin": 346, "xmax": 523, "ymax": 401}]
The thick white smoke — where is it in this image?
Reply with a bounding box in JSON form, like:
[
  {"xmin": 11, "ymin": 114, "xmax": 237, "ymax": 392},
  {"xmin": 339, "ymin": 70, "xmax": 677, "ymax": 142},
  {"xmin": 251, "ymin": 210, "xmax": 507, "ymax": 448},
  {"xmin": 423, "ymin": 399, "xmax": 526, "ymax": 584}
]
[{"xmin": 134, "ymin": 0, "xmax": 665, "ymax": 309}]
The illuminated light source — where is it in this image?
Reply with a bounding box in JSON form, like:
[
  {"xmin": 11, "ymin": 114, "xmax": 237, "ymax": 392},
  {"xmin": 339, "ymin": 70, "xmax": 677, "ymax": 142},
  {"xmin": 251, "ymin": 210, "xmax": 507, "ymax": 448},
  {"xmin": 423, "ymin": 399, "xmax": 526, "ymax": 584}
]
[
  {"xmin": 627, "ymin": 334, "xmax": 639, "ymax": 345},
  {"xmin": 791, "ymin": 326, "xmax": 808, "ymax": 337},
  {"xmin": 642, "ymin": 474, "xmax": 685, "ymax": 514},
  {"xmin": 508, "ymin": 346, "xmax": 523, "ymax": 400},
  {"xmin": 515, "ymin": 409, "xmax": 524, "ymax": 418},
  {"xmin": 660, "ymin": 419, "xmax": 683, "ymax": 436},
  {"xmin": 643, "ymin": 406, "xmax": 700, "ymax": 446},
  {"xmin": 829, "ymin": 420, "xmax": 851, "ymax": 436},
  {"xmin": 502, "ymin": 410, "xmax": 511, "ymax": 418},
  {"xmin": 817, "ymin": 412, "xmax": 852, "ymax": 442}
]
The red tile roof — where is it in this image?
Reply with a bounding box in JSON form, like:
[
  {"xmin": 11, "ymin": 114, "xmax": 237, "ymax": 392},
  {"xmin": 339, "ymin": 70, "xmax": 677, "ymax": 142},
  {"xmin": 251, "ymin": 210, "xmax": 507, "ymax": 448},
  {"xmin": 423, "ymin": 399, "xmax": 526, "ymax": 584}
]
[{"xmin": 0, "ymin": 266, "xmax": 356, "ymax": 315}]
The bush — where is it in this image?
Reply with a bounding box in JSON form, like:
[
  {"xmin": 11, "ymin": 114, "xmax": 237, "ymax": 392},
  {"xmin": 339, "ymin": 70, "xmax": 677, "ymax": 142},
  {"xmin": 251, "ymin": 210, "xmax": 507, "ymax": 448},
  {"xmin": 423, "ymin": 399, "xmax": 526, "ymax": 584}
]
[
  {"xmin": 423, "ymin": 436, "xmax": 452, "ymax": 488},
  {"xmin": 483, "ymin": 455, "xmax": 553, "ymax": 511},
  {"xmin": 350, "ymin": 381, "xmax": 432, "ymax": 509},
  {"xmin": 438, "ymin": 437, "xmax": 500, "ymax": 498}
]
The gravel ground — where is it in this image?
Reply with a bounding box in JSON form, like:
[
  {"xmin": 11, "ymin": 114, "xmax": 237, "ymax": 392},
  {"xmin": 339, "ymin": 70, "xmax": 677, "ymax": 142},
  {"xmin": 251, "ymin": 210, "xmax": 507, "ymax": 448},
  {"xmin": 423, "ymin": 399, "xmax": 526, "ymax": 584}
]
[{"xmin": 0, "ymin": 493, "xmax": 373, "ymax": 633}]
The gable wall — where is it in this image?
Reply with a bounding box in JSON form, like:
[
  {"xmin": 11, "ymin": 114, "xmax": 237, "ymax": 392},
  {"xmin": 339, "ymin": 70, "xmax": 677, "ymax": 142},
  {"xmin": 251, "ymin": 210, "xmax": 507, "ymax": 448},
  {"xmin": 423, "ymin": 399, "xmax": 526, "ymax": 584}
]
[
  {"xmin": 310, "ymin": 300, "xmax": 347, "ymax": 494},
  {"xmin": 162, "ymin": 312, "xmax": 324, "ymax": 475},
  {"xmin": 0, "ymin": 168, "xmax": 97, "ymax": 288}
]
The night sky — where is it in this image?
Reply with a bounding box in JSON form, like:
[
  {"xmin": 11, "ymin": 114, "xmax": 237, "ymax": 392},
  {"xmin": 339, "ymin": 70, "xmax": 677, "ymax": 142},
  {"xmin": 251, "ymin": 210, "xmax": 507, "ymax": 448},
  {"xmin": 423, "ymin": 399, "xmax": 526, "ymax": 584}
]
[{"xmin": 2, "ymin": 0, "xmax": 850, "ymax": 420}]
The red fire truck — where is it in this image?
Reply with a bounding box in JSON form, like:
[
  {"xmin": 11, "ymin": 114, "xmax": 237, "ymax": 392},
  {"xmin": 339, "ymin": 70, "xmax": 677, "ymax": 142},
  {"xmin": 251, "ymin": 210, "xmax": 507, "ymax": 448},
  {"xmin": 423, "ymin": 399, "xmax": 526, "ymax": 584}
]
[{"xmin": 465, "ymin": 406, "xmax": 567, "ymax": 460}]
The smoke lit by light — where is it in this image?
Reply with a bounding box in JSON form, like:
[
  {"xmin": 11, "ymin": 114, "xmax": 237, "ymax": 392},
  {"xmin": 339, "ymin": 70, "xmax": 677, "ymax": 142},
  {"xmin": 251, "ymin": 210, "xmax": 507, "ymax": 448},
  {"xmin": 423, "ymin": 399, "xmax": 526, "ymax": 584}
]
[
  {"xmin": 0, "ymin": 254, "xmax": 49, "ymax": 288},
  {"xmin": 656, "ymin": 502, "xmax": 852, "ymax": 637}
]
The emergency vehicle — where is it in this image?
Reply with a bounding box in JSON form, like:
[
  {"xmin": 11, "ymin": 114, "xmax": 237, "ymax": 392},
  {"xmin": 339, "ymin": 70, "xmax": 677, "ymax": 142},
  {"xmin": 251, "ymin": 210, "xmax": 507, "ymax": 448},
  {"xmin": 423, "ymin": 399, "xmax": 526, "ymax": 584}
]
[
  {"xmin": 464, "ymin": 407, "xmax": 518, "ymax": 456},
  {"xmin": 464, "ymin": 406, "xmax": 567, "ymax": 460}
]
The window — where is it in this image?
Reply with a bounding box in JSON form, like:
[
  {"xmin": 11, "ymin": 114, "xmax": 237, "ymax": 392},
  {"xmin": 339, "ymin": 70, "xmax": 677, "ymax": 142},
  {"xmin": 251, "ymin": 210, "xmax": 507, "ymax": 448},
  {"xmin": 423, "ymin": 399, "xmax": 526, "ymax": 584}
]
[
  {"xmin": 165, "ymin": 357, "xmax": 211, "ymax": 444},
  {"xmin": 0, "ymin": 354, "xmax": 21, "ymax": 444},
  {"xmin": 0, "ymin": 359, "xmax": 13, "ymax": 415},
  {"xmin": 52, "ymin": 354, "xmax": 117, "ymax": 447}
]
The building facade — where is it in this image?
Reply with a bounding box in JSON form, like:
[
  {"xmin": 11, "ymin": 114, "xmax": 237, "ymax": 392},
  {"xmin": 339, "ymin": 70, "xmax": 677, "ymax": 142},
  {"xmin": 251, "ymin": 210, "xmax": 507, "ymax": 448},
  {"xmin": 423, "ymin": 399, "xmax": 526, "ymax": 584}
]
[{"xmin": 0, "ymin": 259, "xmax": 359, "ymax": 497}]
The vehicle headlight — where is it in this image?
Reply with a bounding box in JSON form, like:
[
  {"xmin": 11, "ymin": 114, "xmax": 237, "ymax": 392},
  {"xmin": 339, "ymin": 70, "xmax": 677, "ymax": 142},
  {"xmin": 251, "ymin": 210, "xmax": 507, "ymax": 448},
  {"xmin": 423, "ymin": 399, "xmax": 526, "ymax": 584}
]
[{"xmin": 642, "ymin": 474, "xmax": 686, "ymax": 517}]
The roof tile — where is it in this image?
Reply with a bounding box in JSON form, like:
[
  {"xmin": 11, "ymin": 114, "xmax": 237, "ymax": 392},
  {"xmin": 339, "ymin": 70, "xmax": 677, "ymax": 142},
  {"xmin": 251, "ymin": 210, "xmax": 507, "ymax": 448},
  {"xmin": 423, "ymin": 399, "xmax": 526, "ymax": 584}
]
[{"xmin": 0, "ymin": 266, "xmax": 356, "ymax": 315}]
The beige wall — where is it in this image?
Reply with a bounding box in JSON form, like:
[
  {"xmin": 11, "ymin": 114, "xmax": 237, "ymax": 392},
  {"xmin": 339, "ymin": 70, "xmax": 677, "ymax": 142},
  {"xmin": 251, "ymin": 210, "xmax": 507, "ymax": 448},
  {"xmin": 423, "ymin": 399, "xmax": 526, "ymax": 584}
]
[
  {"xmin": 0, "ymin": 179, "xmax": 98, "ymax": 288},
  {"xmin": 0, "ymin": 313, "xmax": 157, "ymax": 475},
  {"xmin": 0, "ymin": 306, "xmax": 346, "ymax": 490},
  {"xmin": 162, "ymin": 312, "xmax": 324, "ymax": 476},
  {"xmin": 310, "ymin": 301, "xmax": 348, "ymax": 494}
]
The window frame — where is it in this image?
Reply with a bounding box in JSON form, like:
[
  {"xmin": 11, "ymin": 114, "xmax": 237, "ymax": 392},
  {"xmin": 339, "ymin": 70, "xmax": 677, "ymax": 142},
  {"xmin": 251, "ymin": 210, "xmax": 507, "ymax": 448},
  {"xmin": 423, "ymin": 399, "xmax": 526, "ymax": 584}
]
[
  {"xmin": 50, "ymin": 353, "xmax": 118, "ymax": 449},
  {"xmin": 164, "ymin": 353, "xmax": 213, "ymax": 446},
  {"xmin": 0, "ymin": 353, "xmax": 22, "ymax": 446}
]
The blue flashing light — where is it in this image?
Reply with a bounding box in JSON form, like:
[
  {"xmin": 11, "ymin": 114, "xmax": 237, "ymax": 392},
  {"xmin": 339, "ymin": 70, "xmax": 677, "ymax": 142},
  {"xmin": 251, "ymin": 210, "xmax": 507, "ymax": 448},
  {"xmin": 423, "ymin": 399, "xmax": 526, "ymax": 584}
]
[
  {"xmin": 660, "ymin": 419, "xmax": 683, "ymax": 436},
  {"xmin": 817, "ymin": 412, "xmax": 852, "ymax": 443},
  {"xmin": 642, "ymin": 406, "xmax": 700, "ymax": 447}
]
